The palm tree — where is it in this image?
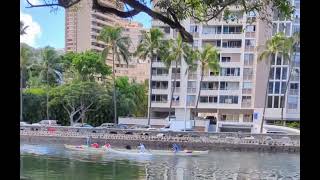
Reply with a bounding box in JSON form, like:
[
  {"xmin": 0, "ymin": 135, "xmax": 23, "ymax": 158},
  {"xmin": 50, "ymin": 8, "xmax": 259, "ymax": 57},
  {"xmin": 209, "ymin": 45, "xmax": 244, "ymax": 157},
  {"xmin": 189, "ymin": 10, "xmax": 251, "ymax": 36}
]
[
  {"xmin": 194, "ymin": 44, "xmax": 220, "ymax": 117},
  {"xmin": 135, "ymin": 28, "xmax": 164, "ymax": 125},
  {"xmin": 258, "ymin": 32, "xmax": 289, "ymax": 133},
  {"xmin": 36, "ymin": 47, "xmax": 63, "ymax": 120},
  {"xmin": 98, "ymin": 26, "xmax": 131, "ymax": 124},
  {"xmin": 161, "ymin": 33, "xmax": 195, "ymax": 121},
  {"xmin": 280, "ymin": 32, "xmax": 300, "ymax": 124}
]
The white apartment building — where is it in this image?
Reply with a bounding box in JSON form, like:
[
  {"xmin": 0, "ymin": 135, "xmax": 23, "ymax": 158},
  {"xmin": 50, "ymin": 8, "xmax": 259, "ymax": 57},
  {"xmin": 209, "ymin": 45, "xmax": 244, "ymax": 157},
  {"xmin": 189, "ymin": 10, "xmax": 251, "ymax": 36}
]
[{"xmin": 150, "ymin": 1, "xmax": 300, "ymax": 132}]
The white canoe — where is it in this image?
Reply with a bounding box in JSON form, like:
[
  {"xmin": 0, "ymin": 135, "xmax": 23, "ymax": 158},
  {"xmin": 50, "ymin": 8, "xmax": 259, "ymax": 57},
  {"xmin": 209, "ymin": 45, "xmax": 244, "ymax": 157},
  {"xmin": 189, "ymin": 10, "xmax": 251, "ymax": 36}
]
[
  {"xmin": 64, "ymin": 144, "xmax": 107, "ymax": 153},
  {"xmin": 149, "ymin": 150, "xmax": 209, "ymax": 156},
  {"xmin": 106, "ymin": 148, "xmax": 152, "ymax": 156}
]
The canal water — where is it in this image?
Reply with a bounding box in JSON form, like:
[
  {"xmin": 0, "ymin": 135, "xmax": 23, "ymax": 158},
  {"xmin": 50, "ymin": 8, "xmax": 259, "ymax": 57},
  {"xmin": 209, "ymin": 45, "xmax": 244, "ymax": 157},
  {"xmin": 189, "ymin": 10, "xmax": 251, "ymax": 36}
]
[{"xmin": 20, "ymin": 143, "xmax": 300, "ymax": 180}]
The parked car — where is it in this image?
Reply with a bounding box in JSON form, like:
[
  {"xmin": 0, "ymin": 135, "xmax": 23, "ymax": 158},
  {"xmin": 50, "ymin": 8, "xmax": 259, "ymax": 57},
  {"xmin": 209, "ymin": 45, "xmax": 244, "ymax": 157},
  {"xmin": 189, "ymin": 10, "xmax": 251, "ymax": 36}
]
[
  {"xmin": 32, "ymin": 120, "xmax": 59, "ymax": 126},
  {"xmin": 114, "ymin": 124, "xmax": 128, "ymax": 129},
  {"xmin": 147, "ymin": 128, "xmax": 157, "ymax": 131},
  {"xmin": 130, "ymin": 125, "xmax": 150, "ymax": 130},
  {"xmin": 72, "ymin": 123, "xmax": 93, "ymax": 128},
  {"xmin": 20, "ymin": 122, "xmax": 29, "ymax": 126},
  {"xmin": 98, "ymin": 123, "xmax": 115, "ymax": 128}
]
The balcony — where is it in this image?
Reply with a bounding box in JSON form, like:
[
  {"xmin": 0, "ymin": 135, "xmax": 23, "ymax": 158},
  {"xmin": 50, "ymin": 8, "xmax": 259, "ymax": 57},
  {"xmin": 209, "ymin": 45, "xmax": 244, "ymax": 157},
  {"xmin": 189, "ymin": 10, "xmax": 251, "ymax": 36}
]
[
  {"xmin": 171, "ymin": 87, "xmax": 181, "ymax": 93},
  {"xmin": 187, "ymin": 101, "xmax": 196, "ymax": 106},
  {"xmin": 242, "ymin": 89, "xmax": 252, "ymax": 94},
  {"xmin": 243, "ymin": 75, "xmax": 253, "ymax": 81},
  {"xmin": 241, "ymin": 101, "xmax": 252, "ymax": 108},
  {"xmin": 188, "ymin": 73, "xmax": 197, "ymax": 80},
  {"xmin": 171, "ymin": 73, "xmax": 181, "ymax": 80},
  {"xmin": 171, "ymin": 61, "xmax": 181, "ymax": 67},
  {"xmin": 172, "ymin": 101, "xmax": 180, "ymax": 106},
  {"xmin": 245, "ymin": 32, "xmax": 256, "ymax": 38},
  {"xmin": 244, "ymin": 46, "xmax": 255, "ymax": 52},
  {"xmin": 187, "ymin": 88, "xmax": 197, "ymax": 93},
  {"xmin": 288, "ymin": 89, "xmax": 299, "ymax": 96},
  {"xmin": 191, "ymin": 32, "xmax": 199, "ymax": 38}
]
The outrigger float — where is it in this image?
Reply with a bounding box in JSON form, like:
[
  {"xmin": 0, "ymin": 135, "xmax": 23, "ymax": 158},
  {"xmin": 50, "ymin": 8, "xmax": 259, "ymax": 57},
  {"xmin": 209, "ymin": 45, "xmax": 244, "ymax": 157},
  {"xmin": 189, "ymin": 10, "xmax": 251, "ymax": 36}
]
[{"xmin": 64, "ymin": 143, "xmax": 209, "ymax": 156}]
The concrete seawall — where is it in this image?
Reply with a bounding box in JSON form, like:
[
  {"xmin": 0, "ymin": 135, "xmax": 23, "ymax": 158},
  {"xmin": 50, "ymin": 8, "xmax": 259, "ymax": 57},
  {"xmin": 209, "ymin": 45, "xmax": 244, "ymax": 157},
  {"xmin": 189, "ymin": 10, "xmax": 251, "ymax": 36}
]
[{"xmin": 20, "ymin": 135, "xmax": 299, "ymax": 153}]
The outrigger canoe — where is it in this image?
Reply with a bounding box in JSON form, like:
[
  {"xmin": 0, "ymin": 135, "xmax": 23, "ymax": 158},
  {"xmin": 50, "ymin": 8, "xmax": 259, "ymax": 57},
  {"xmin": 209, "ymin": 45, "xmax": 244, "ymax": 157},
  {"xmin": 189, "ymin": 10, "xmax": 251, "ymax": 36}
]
[
  {"xmin": 64, "ymin": 144, "xmax": 209, "ymax": 156},
  {"xmin": 64, "ymin": 144, "xmax": 107, "ymax": 153}
]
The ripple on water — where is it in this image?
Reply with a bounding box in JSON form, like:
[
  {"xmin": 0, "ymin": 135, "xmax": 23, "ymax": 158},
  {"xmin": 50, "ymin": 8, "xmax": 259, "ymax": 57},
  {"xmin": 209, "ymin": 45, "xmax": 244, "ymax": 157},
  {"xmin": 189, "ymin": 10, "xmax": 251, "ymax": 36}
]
[{"xmin": 20, "ymin": 143, "xmax": 300, "ymax": 180}]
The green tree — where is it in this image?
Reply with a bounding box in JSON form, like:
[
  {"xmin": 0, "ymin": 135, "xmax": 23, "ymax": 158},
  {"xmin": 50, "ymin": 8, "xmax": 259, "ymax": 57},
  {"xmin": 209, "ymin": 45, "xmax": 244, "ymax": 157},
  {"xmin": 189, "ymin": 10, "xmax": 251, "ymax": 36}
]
[
  {"xmin": 61, "ymin": 51, "xmax": 111, "ymax": 81},
  {"xmin": 280, "ymin": 32, "xmax": 300, "ymax": 124},
  {"xmin": 161, "ymin": 33, "xmax": 196, "ymax": 121},
  {"xmin": 135, "ymin": 28, "xmax": 164, "ymax": 125},
  {"xmin": 22, "ymin": 88, "xmax": 47, "ymax": 123},
  {"xmin": 194, "ymin": 44, "xmax": 220, "ymax": 117},
  {"xmin": 97, "ymin": 26, "xmax": 131, "ymax": 124},
  {"xmin": 49, "ymin": 81, "xmax": 111, "ymax": 125},
  {"xmin": 258, "ymin": 32, "xmax": 290, "ymax": 133},
  {"xmin": 28, "ymin": 0, "xmax": 294, "ymax": 43}
]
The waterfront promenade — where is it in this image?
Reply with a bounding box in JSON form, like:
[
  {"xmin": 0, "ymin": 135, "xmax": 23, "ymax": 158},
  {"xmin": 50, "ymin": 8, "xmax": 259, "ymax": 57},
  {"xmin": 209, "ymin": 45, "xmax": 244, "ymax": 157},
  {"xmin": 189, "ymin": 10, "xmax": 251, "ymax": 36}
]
[{"xmin": 20, "ymin": 126, "xmax": 300, "ymax": 153}]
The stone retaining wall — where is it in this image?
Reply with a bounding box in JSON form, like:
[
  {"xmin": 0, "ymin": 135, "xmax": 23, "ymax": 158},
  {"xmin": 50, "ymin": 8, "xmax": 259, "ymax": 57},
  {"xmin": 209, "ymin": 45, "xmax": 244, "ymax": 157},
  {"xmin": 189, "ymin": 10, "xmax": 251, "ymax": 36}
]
[{"xmin": 20, "ymin": 131, "xmax": 300, "ymax": 153}]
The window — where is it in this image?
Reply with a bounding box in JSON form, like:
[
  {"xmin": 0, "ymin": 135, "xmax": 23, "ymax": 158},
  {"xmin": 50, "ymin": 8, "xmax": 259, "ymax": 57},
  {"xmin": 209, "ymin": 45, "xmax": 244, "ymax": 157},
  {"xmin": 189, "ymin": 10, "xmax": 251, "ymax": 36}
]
[
  {"xmin": 219, "ymin": 96, "xmax": 238, "ymax": 104},
  {"xmin": 172, "ymin": 68, "xmax": 180, "ymax": 74},
  {"xmin": 243, "ymin": 82, "xmax": 252, "ymax": 89},
  {"xmin": 280, "ymin": 96, "xmax": 285, "ymax": 108},
  {"xmin": 222, "ymin": 40, "xmax": 242, "ymax": 48},
  {"xmin": 220, "ymin": 114, "xmax": 239, "ymax": 122},
  {"xmin": 201, "ymin": 82, "xmax": 219, "ymax": 90},
  {"xmin": 152, "ymin": 68, "xmax": 168, "ymax": 76},
  {"xmin": 274, "ymin": 82, "xmax": 280, "ymax": 94},
  {"xmin": 272, "ymin": 23, "xmax": 277, "ymax": 35},
  {"xmin": 282, "ymin": 67, "xmax": 287, "ymax": 80},
  {"xmin": 268, "ymin": 82, "xmax": 274, "ymax": 94},
  {"xmin": 273, "ymin": 96, "xmax": 279, "ymax": 108},
  {"xmin": 163, "ymin": 27, "xmax": 170, "ymax": 33},
  {"xmin": 246, "ymin": 25, "xmax": 256, "ymax": 32},
  {"xmin": 220, "ymin": 68, "xmax": 240, "ymax": 76},
  {"xmin": 152, "ymin": 81, "xmax": 168, "ymax": 89},
  {"xmin": 220, "ymin": 82, "xmax": 239, "ymax": 90},
  {"xmin": 188, "ymin": 81, "xmax": 196, "ymax": 88},
  {"xmin": 187, "ymin": 95, "xmax": 196, "ymax": 105},
  {"xmin": 288, "ymin": 96, "xmax": 298, "ymax": 109},
  {"xmin": 285, "ymin": 23, "xmax": 291, "ymax": 36},
  {"xmin": 269, "ymin": 67, "xmax": 275, "ymax": 80},
  {"xmin": 221, "ymin": 57, "xmax": 231, "ymax": 62},
  {"xmin": 223, "ymin": 26, "xmax": 242, "ymax": 34},
  {"xmin": 245, "ymin": 39, "xmax": 255, "ymax": 48},
  {"xmin": 275, "ymin": 67, "xmax": 281, "ymax": 80},
  {"xmin": 202, "ymin": 25, "xmax": 221, "ymax": 34},
  {"xmin": 190, "ymin": 25, "xmax": 198, "ymax": 33},
  {"xmin": 281, "ymin": 82, "xmax": 286, "ymax": 94},
  {"xmin": 200, "ymin": 96, "xmax": 218, "ymax": 103},
  {"xmin": 244, "ymin": 54, "xmax": 254, "ymax": 65},
  {"xmin": 151, "ymin": 94, "xmax": 168, "ymax": 103},
  {"xmin": 193, "ymin": 40, "xmax": 199, "ymax": 48},
  {"xmin": 276, "ymin": 54, "xmax": 282, "ymax": 65},
  {"xmin": 172, "ymin": 81, "xmax": 180, "ymax": 88},
  {"xmin": 267, "ymin": 96, "xmax": 273, "ymax": 108}
]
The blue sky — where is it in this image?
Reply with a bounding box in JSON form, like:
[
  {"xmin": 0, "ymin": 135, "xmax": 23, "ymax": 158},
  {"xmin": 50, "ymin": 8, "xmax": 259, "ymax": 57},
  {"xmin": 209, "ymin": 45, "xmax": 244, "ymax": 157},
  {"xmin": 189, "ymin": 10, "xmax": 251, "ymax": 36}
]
[{"xmin": 20, "ymin": 0, "xmax": 151, "ymax": 49}]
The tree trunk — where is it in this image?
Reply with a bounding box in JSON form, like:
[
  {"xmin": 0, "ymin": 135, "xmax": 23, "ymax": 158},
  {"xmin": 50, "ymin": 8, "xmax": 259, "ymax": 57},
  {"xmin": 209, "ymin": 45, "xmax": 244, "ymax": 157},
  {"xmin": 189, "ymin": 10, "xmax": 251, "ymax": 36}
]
[
  {"xmin": 281, "ymin": 53, "xmax": 295, "ymax": 123},
  {"xmin": 46, "ymin": 65, "xmax": 49, "ymax": 120},
  {"xmin": 112, "ymin": 46, "xmax": 117, "ymax": 124},
  {"xmin": 260, "ymin": 57, "xmax": 272, "ymax": 133},
  {"xmin": 195, "ymin": 64, "xmax": 204, "ymax": 118},
  {"xmin": 168, "ymin": 60, "xmax": 178, "ymax": 121},
  {"xmin": 147, "ymin": 53, "xmax": 153, "ymax": 126}
]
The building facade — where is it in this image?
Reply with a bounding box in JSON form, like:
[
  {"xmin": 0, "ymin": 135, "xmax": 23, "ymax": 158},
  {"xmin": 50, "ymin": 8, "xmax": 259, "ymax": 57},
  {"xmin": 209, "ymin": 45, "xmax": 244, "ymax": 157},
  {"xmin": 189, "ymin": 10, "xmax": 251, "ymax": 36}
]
[
  {"xmin": 150, "ymin": 0, "xmax": 300, "ymax": 132},
  {"xmin": 65, "ymin": 0, "xmax": 149, "ymax": 83}
]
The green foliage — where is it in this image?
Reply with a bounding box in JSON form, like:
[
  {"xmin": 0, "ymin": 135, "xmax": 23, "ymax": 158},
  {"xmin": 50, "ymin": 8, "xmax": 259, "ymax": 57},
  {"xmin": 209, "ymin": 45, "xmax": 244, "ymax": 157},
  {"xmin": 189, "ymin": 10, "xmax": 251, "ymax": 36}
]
[
  {"xmin": 61, "ymin": 51, "xmax": 111, "ymax": 81},
  {"xmin": 22, "ymin": 88, "xmax": 47, "ymax": 123}
]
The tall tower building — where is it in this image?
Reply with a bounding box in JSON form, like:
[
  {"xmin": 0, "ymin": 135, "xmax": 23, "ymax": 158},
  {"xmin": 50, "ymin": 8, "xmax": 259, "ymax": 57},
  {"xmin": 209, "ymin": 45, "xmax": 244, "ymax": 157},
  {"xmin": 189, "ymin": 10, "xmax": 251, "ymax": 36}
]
[{"xmin": 65, "ymin": 0, "xmax": 149, "ymax": 83}]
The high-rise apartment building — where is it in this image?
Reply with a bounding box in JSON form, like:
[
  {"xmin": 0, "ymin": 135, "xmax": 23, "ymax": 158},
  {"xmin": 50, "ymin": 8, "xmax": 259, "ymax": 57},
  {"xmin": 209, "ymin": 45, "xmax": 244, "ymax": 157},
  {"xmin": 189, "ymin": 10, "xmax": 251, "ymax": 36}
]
[
  {"xmin": 150, "ymin": 0, "xmax": 300, "ymax": 132},
  {"xmin": 65, "ymin": 0, "xmax": 149, "ymax": 83}
]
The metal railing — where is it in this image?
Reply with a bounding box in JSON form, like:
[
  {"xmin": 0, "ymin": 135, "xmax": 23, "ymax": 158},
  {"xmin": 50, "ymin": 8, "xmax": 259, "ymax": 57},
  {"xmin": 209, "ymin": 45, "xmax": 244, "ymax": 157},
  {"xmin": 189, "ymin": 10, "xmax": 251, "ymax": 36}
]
[
  {"xmin": 187, "ymin": 88, "xmax": 197, "ymax": 93},
  {"xmin": 171, "ymin": 73, "xmax": 181, "ymax": 79}
]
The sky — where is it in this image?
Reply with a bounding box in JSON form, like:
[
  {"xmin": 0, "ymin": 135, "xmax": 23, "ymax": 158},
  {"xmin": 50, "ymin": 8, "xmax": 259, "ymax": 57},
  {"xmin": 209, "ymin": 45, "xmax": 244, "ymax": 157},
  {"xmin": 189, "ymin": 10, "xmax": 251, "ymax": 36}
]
[{"xmin": 20, "ymin": 0, "xmax": 152, "ymax": 49}]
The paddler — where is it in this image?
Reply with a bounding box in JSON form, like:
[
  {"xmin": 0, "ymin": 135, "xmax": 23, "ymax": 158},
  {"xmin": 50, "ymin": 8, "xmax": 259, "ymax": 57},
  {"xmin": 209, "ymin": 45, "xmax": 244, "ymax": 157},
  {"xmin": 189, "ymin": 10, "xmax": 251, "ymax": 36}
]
[{"xmin": 138, "ymin": 143, "xmax": 146, "ymax": 153}]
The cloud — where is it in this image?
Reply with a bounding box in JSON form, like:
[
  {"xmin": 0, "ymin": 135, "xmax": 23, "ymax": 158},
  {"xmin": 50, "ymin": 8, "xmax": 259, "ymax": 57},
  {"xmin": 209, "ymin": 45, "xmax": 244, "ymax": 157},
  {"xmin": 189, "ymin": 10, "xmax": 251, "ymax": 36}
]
[
  {"xmin": 25, "ymin": 0, "xmax": 41, "ymax": 5},
  {"xmin": 20, "ymin": 11, "xmax": 41, "ymax": 46}
]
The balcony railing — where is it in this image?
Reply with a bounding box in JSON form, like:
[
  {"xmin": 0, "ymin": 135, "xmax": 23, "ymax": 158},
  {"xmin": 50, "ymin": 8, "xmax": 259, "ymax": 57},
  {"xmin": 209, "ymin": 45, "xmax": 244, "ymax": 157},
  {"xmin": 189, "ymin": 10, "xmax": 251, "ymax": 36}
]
[
  {"xmin": 243, "ymin": 75, "xmax": 253, "ymax": 80},
  {"xmin": 171, "ymin": 73, "xmax": 181, "ymax": 80},
  {"xmin": 171, "ymin": 61, "xmax": 181, "ymax": 66},
  {"xmin": 288, "ymin": 89, "xmax": 299, "ymax": 95},
  {"xmin": 241, "ymin": 102, "xmax": 252, "ymax": 108},
  {"xmin": 245, "ymin": 46, "xmax": 255, "ymax": 52},
  {"xmin": 245, "ymin": 32, "xmax": 256, "ymax": 38},
  {"xmin": 172, "ymin": 101, "xmax": 180, "ymax": 106},
  {"xmin": 187, "ymin": 101, "xmax": 196, "ymax": 106},
  {"xmin": 171, "ymin": 87, "xmax": 181, "ymax": 93},
  {"xmin": 291, "ymin": 75, "xmax": 300, "ymax": 81},
  {"xmin": 187, "ymin": 88, "xmax": 197, "ymax": 93},
  {"xmin": 191, "ymin": 32, "xmax": 200, "ymax": 38},
  {"xmin": 242, "ymin": 89, "xmax": 252, "ymax": 94},
  {"xmin": 188, "ymin": 74, "xmax": 197, "ymax": 80}
]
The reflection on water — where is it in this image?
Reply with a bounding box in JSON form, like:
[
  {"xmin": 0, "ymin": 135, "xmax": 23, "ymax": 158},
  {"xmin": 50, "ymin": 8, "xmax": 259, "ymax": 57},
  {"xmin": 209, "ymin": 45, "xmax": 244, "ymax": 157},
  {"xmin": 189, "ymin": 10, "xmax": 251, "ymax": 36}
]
[{"xmin": 20, "ymin": 143, "xmax": 300, "ymax": 180}]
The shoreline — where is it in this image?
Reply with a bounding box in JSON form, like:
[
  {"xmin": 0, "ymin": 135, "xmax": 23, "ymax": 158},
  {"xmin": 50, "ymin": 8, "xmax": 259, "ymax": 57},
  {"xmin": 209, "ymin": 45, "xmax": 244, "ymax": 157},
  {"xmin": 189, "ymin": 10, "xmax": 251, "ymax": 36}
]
[{"xmin": 20, "ymin": 134, "xmax": 300, "ymax": 153}]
